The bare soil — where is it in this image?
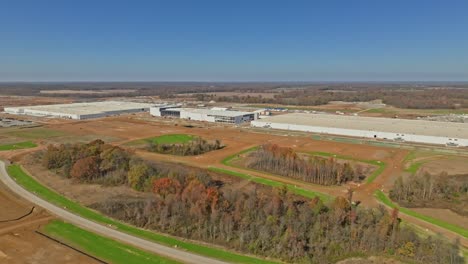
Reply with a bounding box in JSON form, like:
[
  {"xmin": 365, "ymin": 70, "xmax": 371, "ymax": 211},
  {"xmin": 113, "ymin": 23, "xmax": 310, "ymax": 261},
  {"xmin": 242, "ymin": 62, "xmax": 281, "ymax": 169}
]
[
  {"xmin": 2, "ymin": 112, "xmax": 467, "ymax": 249},
  {"xmin": 0, "ymin": 182, "xmax": 97, "ymax": 264},
  {"xmin": 411, "ymin": 208, "xmax": 468, "ymax": 229},
  {"xmin": 420, "ymin": 156, "xmax": 468, "ymax": 175},
  {"xmin": 199, "ymin": 91, "xmax": 279, "ymax": 99},
  {"xmin": 40, "ymin": 89, "xmax": 136, "ymax": 95},
  {"xmin": 337, "ymin": 256, "xmax": 402, "ymax": 264},
  {"xmin": 0, "ymin": 96, "xmax": 72, "ymax": 110}
]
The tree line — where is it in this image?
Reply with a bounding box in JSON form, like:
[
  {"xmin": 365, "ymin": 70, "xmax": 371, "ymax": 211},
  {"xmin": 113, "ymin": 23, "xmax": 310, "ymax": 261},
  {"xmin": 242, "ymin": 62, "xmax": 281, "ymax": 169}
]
[
  {"xmin": 196, "ymin": 88, "xmax": 468, "ymax": 109},
  {"xmin": 390, "ymin": 172, "xmax": 468, "ymax": 216},
  {"xmin": 146, "ymin": 138, "xmax": 223, "ymax": 156},
  {"xmin": 42, "ymin": 140, "xmax": 464, "ymax": 263},
  {"xmin": 246, "ymin": 144, "xmax": 362, "ymax": 185}
]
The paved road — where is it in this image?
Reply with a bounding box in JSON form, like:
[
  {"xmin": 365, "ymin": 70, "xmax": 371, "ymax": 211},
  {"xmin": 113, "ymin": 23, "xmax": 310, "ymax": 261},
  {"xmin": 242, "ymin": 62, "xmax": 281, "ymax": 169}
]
[{"xmin": 0, "ymin": 160, "xmax": 228, "ymax": 264}]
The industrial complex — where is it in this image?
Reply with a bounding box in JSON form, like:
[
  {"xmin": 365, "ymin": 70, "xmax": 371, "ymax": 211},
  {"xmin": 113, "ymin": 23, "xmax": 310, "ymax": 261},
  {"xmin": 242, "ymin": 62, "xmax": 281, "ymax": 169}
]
[
  {"xmin": 150, "ymin": 105, "xmax": 257, "ymax": 124},
  {"xmin": 4, "ymin": 101, "xmax": 153, "ymax": 120},
  {"xmin": 251, "ymin": 113, "xmax": 468, "ymax": 147},
  {"xmin": 5, "ymin": 100, "xmax": 468, "ymax": 147}
]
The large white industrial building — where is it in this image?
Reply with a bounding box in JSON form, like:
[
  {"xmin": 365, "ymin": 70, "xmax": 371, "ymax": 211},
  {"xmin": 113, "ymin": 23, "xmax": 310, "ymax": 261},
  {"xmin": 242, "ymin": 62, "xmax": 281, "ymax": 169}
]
[
  {"xmin": 251, "ymin": 113, "xmax": 468, "ymax": 147},
  {"xmin": 150, "ymin": 105, "xmax": 257, "ymax": 124},
  {"xmin": 4, "ymin": 101, "xmax": 153, "ymax": 120}
]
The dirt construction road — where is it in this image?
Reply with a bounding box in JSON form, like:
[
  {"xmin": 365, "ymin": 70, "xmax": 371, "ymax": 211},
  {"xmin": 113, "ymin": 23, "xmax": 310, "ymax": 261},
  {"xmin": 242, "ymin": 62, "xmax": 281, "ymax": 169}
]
[{"xmin": 0, "ymin": 160, "xmax": 227, "ymax": 264}]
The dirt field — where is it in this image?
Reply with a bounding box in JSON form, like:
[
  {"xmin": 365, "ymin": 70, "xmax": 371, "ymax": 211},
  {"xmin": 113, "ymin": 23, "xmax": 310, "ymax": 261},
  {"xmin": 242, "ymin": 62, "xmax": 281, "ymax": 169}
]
[
  {"xmin": 419, "ymin": 156, "xmax": 468, "ymax": 175},
  {"xmin": 196, "ymin": 91, "xmax": 279, "ymax": 99},
  {"xmin": 2, "ymin": 111, "xmax": 467, "ymax": 253},
  {"xmin": 40, "ymin": 89, "xmax": 137, "ymax": 95},
  {"xmin": 0, "ymin": 183, "xmax": 98, "ymax": 264},
  {"xmin": 11, "ymin": 113, "xmax": 411, "ymax": 208},
  {"xmin": 411, "ymin": 208, "xmax": 468, "ymax": 230},
  {"xmin": 0, "ymin": 96, "xmax": 72, "ymax": 110}
]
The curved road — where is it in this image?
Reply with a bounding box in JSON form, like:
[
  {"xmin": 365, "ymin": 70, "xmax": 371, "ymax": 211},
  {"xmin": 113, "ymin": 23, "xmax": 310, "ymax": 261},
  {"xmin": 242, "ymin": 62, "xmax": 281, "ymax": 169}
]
[{"xmin": 0, "ymin": 160, "xmax": 227, "ymax": 264}]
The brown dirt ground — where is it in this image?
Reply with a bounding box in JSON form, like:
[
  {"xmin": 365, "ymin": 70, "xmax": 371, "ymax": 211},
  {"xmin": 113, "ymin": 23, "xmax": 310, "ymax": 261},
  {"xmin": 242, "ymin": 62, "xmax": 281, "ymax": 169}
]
[
  {"xmin": 337, "ymin": 256, "xmax": 402, "ymax": 264},
  {"xmin": 4, "ymin": 113, "xmax": 408, "ymax": 209},
  {"xmin": 197, "ymin": 92, "xmax": 279, "ymax": 99},
  {"xmin": 0, "ymin": 183, "xmax": 98, "ymax": 264},
  {"xmin": 411, "ymin": 208, "xmax": 468, "ymax": 230},
  {"xmin": 0, "ymin": 113, "xmax": 429, "ymax": 208},
  {"xmin": 0, "ymin": 96, "xmax": 72, "ymax": 110},
  {"xmin": 3, "ymin": 112, "xmax": 468, "ymax": 249},
  {"xmin": 420, "ymin": 156, "xmax": 468, "ymax": 175}
]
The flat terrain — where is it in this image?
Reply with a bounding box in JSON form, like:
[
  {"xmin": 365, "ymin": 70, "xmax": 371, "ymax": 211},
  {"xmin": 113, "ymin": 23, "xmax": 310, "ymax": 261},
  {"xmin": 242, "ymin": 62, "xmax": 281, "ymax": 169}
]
[
  {"xmin": 1, "ymin": 108, "xmax": 467, "ymax": 260},
  {"xmin": 40, "ymin": 89, "xmax": 137, "ymax": 95},
  {"xmin": 0, "ymin": 182, "xmax": 98, "ymax": 264},
  {"xmin": 0, "ymin": 95, "xmax": 72, "ymax": 110},
  {"xmin": 419, "ymin": 156, "xmax": 468, "ymax": 175},
  {"xmin": 201, "ymin": 91, "xmax": 279, "ymax": 99},
  {"xmin": 127, "ymin": 133, "xmax": 196, "ymax": 146}
]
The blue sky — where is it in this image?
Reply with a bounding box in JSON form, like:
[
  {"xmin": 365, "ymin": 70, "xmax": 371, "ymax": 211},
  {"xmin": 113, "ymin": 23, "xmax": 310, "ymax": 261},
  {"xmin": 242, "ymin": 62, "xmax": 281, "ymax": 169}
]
[{"xmin": 1, "ymin": 0, "xmax": 468, "ymax": 81}]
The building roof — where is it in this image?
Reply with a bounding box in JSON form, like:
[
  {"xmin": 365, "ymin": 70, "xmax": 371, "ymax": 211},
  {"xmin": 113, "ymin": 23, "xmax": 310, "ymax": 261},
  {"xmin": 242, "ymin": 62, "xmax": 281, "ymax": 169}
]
[
  {"xmin": 253, "ymin": 113, "xmax": 468, "ymax": 139},
  {"xmin": 6, "ymin": 101, "xmax": 153, "ymax": 116},
  {"xmin": 182, "ymin": 108, "xmax": 254, "ymax": 117}
]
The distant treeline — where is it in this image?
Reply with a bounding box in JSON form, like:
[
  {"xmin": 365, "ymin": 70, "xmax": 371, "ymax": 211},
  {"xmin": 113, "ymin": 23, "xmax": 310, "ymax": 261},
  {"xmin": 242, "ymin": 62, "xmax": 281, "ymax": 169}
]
[
  {"xmin": 147, "ymin": 138, "xmax": 224, "ymax": 156},
  {"xmin": 2, "ymin": 82, "xmax": 468, "ymax": 109},
  {"xmin": 246, "ymin": 144, "xmax": 362, "ymax": 185},
  {"xmin": 196, "ymin": 88, "xmax": 468, "ymax": 109},
  {"xmin": 41, "ymin": 140, "xmax": 464, "ymax": 263},
  {"xmin": 390, "ymin": 172, "xmax": 468, "ymax": 216}
]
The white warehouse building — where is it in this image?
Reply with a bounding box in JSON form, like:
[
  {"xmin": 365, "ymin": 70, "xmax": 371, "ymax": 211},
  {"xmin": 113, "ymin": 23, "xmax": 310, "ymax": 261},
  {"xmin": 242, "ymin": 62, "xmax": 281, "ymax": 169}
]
[
  {"xmin": 251, "ymin": 113, "xmax": 468, "ymax": 147},
  {"xmin": 4, "ymin": 101, "xmax": 153, "ymax": 120},
  {"xmin": 150, "ymin": 106, "xmax": 257, "ymax": 124}
]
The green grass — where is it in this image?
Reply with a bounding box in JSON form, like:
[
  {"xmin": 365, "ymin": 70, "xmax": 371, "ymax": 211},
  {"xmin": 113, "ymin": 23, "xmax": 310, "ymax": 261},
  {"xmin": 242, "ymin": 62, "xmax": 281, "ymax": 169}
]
[
  {"xmin": 221, "ymin": 146, "xmax": 259, "ymax": 166},
  {"xmin": 6, "ymin": 128, "xmax": 65, "ymax": 139},
  {"xmin": 402, "ymin": 151, "xmax": 431, "ymax": 175},
  {"xmin": 0, "ymin": 141, "xmax": 37, "ymax": 151},
  {"xmin": 309, "ymin": 151, "xmax": 386, "ymax": 184},
  {"xmin": 150, "ymin": 134, "xmax": 195, "ymax": 144},
  {"xmin": 404, "ymin": 161, "xmax": 424, "ymax": 174},
  {"xmin": 7, "ymin": 165, "xmax": 280, "ymax": 264},
  {"xmin": 209, "ymin": 167, "xmax": 332, "ymax": 202},
  {"xmin": 126, "ymin": 134, "xmax": 196, "ymax": 146},
  {"xmin": 43, "ymin": 220, "xmax": 180, "ymax": 264},
  {"xmin": 374, "ymin": 190, "xmax": 468, "ymax": 238}
]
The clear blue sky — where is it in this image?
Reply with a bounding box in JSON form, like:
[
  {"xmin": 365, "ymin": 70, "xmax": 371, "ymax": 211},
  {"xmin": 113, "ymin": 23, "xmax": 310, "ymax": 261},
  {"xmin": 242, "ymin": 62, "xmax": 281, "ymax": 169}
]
[{"xmin": 1, "ymin": 0, "xmax": 468, "ymax": 82}]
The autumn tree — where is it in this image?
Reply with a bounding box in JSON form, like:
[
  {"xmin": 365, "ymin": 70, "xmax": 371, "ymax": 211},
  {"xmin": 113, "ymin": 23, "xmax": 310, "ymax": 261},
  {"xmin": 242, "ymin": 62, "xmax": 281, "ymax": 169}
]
[{"xmin": 70, "ymin": 156, "xmax": 100, "ymax": 182}]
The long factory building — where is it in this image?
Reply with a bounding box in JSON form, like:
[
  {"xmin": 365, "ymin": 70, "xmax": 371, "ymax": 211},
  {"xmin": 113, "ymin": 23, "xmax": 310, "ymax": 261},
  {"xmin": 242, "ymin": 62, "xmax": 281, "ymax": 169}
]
[
  {"xmin": 251, "ymin": 113, "xmax": 468, "ymax": 147},
  {"xmin": 150, "ymin": 105, "xmax": 257, "ymax": 124},
  {"xmin": 4, "ymin": 101, "xmax": 152, "ymax": 120}
]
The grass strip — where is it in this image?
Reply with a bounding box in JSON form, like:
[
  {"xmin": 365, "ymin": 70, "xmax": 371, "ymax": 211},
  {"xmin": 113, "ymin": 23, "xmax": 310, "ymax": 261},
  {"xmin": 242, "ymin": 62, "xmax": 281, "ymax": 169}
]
[
  {"xmin": 209, "ymin": 167, "xmax": 332, "ymax": 202},
  {"xmin": 0, "ymin": 141, "xmax": 37, "ymax": 151},
  {"xmin": 374, "ymin": 190, "xmax": 468, "ymax": 238},
  {"xmin": 126, "ymin": 134, "xmax": 195, "ymax": 146},
  {"xmin": 7, "ymin": 128, "xmax": 65, "ymax": 139},
  {"xmin": 310, "ymin": 151, "xmax": 386, "ymax": 184},
  {"xmin": 404, "ymin": 162, "xmax": 424, "ymax": 174},
  {"xmin": 221, "ymin": 146, "xmax": 259, "ymax": 166},
  {"xmin": 43, "ymin": 220, "xmax": 180, "ymax": 264},
  {"xmin": 7, "ymin": 165, "xmax": 280, "ymax": 264}
]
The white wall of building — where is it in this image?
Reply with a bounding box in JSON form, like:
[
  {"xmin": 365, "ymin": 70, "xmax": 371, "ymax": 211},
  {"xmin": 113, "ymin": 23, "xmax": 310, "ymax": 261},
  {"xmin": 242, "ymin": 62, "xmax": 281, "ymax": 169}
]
[
  {"xmin": 180, "ymin": 111, "xmax": 216, "ymax": 122},
  {"xmin": 251, "ymin": 120, "xmax": 468, "ymax": 147},
  {"xmin": 150, "ymin": 107, "xmax": 163, "ymax": 116},
  {"xmin": 150, "ymin": 107, "xmax": 256, "ymax": 124},
  {"xmin": 4, "ymin": 103, "xmax": 149, "ymax": 120}
]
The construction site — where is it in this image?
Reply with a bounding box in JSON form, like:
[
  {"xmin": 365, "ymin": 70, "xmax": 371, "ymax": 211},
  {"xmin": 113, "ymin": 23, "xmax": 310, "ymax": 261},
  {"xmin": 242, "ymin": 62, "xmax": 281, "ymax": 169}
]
[
  {"xmin": 4, "ymin": 101, "xmax": 153, "ymax": 120},
  {"xmin": 1, "ymin": 96, "xmax": 467, "ymax": 263},
  {"xmin": 252, "ymin": 113, "xmax": 468, "ymax": 147}
]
